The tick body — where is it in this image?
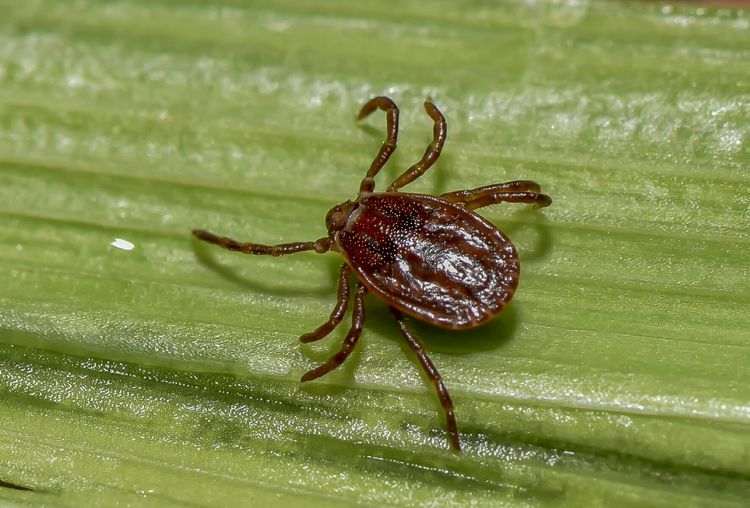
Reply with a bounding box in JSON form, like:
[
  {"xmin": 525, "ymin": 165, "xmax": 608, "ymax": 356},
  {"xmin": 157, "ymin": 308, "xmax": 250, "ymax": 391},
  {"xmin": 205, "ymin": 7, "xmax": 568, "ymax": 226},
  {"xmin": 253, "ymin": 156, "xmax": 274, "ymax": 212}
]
[
  {"xmin": 337, "ymin": 193, "xmax": 519, "ymax": 329},
  {"xmin": 193, "ymin": 97, "xmax": 551, "ymax": 451}
]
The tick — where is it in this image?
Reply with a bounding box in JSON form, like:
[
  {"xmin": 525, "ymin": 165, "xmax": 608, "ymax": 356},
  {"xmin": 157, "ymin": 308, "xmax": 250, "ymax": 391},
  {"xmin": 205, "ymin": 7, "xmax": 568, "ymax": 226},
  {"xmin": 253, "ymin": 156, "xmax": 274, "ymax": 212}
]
[{"xmin": 193, "ymin": 97, "xmax": 551, "ymax": 451}]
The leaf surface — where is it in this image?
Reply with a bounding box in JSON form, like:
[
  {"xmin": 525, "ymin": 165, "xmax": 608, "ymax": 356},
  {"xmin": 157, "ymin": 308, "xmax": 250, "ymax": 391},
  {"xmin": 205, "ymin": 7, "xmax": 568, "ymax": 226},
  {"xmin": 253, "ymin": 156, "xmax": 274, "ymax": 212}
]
[{"xmin": 0, "ymin": 1, "xmax": 749, "ymax": 506}]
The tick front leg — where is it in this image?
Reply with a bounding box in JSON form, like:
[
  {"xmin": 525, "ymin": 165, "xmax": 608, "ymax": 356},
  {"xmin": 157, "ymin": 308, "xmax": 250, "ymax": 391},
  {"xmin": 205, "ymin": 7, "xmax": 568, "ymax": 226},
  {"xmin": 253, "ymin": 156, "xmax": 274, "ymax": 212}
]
[
  {"xmin": 300, "ymin": 283, "xmax": 368, "ymax": 382},
  {"xmin": 192, "ymin": 230, "xmax": 331, "ymax": 256},
  {"xmin": 390, "ymin": 307, "xmax": 461, "ymax": 452},
  {"xmin": 299, "ymin": 264, "xmax": 352, "ymax": 344},
  {"xmin": 387, "ymin": 100, "xmax": 447, "ymax": 192},
  {"xmin": 440, "ymin": 180, "xmax": 551, "ymax": 210},
  {"xmin": 357, "ymin": 96, "xmax": 400, "ymax": 195}
]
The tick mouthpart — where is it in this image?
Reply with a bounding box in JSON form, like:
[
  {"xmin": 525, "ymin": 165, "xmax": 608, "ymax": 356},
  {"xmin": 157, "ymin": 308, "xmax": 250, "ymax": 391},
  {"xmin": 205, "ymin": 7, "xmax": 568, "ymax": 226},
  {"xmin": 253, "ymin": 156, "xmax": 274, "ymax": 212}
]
[{"xmin": 325, "ymin": 200, "xmax": 356, "ymax": 233}]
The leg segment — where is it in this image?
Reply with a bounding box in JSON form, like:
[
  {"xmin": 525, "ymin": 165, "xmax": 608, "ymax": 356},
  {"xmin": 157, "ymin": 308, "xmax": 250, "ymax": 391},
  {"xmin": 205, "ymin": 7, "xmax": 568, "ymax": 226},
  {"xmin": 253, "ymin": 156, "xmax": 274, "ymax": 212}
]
[
  {"xmin": 462, "ymin": 191, "xmax": 551, "ymax": 210},
  {"xmin": 300, "ymin": 283, "xmax": 368, "ymax": 382},
  {"xmin": 390, "ymin": 307, "xmax": 461, "ymax": 451},
  {"xmin": 357, "ymin": 96, "xmax": 400, "ymax": 194},
  {"xmin": 387, "ymin": 100, "xmax": 447, "ymax": 192},
  {"xmin": 440, "ymin": 180, "xmax": 551, "ymax": 210},
  {"xmin": 192, "ymin": 230, "xmax": 331, "ymax": 256},
  {"xmin": 440, "ymin": 180, "xmax": 541, "ymax": 202},
  {"xmin": 299, "ymin": 264, "xmax": 351, "ymax": 344}
]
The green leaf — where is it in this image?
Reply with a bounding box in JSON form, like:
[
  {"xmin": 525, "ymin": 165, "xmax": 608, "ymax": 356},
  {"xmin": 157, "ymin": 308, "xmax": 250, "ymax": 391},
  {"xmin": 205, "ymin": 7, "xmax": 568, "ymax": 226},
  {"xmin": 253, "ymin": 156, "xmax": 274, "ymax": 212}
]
[{"xmin": 1, "ymin": 0, "xmax": 749, "ymax": 505}]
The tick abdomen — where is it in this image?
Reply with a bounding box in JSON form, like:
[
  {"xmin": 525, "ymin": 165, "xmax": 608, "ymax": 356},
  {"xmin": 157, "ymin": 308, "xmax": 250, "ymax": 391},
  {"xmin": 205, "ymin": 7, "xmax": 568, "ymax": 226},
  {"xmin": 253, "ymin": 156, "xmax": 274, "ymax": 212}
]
[{"xmin": 337, "ymin": 193, "xmax": 519, "ymax": 329}]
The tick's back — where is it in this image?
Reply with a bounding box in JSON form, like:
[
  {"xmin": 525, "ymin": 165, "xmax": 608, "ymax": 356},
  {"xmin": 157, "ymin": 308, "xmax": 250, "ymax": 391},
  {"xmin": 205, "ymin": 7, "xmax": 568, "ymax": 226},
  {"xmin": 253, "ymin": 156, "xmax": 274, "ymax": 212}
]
[{"xmin": 336, "ymin": 193, "xmax": 519, "ymax": 329}]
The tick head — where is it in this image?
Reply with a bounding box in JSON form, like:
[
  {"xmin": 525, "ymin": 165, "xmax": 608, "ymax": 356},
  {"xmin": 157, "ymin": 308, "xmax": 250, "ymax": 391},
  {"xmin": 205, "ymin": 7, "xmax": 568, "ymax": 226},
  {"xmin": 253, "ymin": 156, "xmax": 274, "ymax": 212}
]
[{"xmin": 325, "ymin": 200, "xmax": 356, "ymax": 234}]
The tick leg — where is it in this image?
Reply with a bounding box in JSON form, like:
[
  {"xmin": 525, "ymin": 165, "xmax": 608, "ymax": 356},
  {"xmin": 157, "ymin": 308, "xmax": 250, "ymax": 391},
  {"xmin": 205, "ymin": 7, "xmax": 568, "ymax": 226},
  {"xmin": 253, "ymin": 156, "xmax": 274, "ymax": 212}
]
[
  {"xmin": 357, "ymin": 96, "xmax": 399, "ymax": 195},
  {"xmin": 462, "ymin": 191, "xmax": 551, "ymax": 210},
  {"xmin": 387, "ymin": 100, "xmax": 447, "ymax": 192},
  {"xmin": 192, "ymin": 230, "xmax": 331, "ymax": 256},
  {"xmin": 390, "ymin": 307, "xmax": 461, "ymax": 452},
  {"xmin": 300, "ymin": 283, "xmax": 368, "ymax": 382},
  {"xmin": 440, "ymin": 180, "xmax": 542, "ymax": 202},
  {"xmin": 440, "ymin": 181, "xmax": 551, "ymax": 210},
  {"xmin": 299, "ymin": 264, "xmax": 352, "ymax": 344}
]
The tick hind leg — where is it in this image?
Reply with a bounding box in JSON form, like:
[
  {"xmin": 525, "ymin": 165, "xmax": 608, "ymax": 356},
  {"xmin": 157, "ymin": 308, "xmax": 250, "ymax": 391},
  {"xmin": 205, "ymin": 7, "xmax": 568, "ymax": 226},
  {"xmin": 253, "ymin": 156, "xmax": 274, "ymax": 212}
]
[
  {"xmin": 299, "ymin": 264, "xmax": 351, "ymax": 344},
  {"xmin": 192, "ymin": 230, "xmax": 331, "ymax": 256},
  {"xmin": 357, "ymin": 96, "xmax": 400, "ymax": 195},
  {"xmin": 387, "ymin": 100, "xmax": 447, "ymax": 192},
  {"xmin": 300, "ymin": 283, "xmax": 368, "ymax": 382},
  {"xmin": 440, "ymin": 180, "xmax": 552, "ymax": 210},
  {"xmin": 390, "ymin": 307, "xmax": 461, "ymax": 452}
]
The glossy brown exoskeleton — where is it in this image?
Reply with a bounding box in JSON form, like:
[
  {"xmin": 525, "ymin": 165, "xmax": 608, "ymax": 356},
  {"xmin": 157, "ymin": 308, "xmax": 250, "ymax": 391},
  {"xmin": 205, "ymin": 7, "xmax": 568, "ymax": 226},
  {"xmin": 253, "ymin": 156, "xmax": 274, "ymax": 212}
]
[{"xmin": 193, "ymin": 97, "xmax": 551, "ymax": 451}]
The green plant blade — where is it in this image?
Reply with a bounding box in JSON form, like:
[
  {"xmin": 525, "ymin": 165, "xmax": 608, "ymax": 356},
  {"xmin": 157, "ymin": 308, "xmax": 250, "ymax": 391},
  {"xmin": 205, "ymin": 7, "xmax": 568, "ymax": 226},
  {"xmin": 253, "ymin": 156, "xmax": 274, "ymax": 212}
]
[{"xmin": 1, "ymin": 0, "xmax": 749, "ymax": 506}]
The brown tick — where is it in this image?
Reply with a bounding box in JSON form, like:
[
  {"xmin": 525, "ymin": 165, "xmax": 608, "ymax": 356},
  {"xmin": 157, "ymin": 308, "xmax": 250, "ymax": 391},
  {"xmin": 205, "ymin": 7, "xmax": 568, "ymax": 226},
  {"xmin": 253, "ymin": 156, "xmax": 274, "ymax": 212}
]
[{"xmin": 193, "ymin": 97, "xmax": 551, "ymax": 451}]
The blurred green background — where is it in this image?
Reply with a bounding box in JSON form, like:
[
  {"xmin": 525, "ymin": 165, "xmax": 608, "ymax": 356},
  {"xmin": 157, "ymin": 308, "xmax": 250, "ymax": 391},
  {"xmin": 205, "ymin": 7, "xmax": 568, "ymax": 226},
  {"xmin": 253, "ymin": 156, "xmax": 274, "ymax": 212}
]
[{"xmin": 0, "ymin": 0, "xmax": 748, "ymax": 506}]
